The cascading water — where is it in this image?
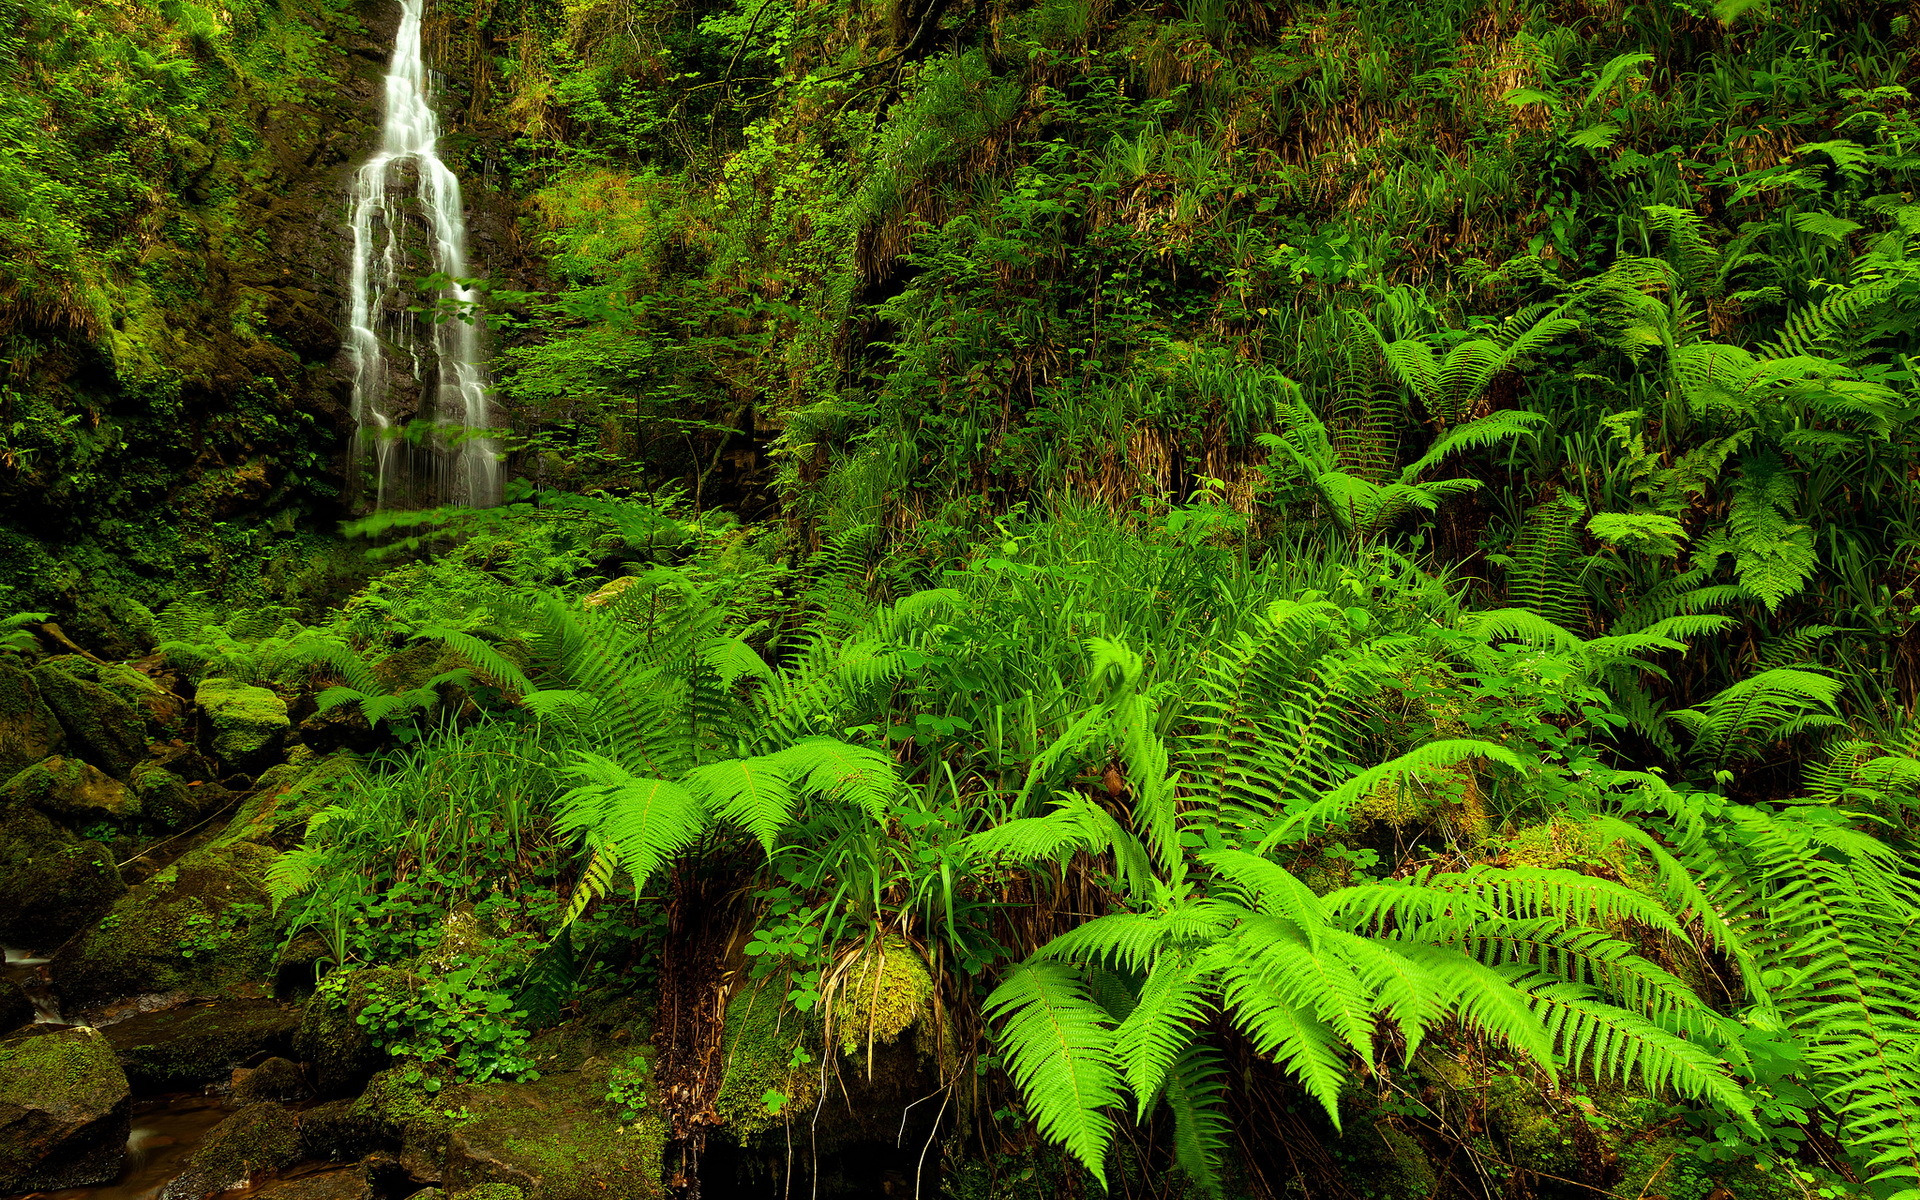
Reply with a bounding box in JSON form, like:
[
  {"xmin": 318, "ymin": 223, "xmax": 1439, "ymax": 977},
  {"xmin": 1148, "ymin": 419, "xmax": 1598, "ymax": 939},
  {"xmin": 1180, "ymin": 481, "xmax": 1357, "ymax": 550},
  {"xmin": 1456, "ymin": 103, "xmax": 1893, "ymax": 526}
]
[{"xmin": 346, "ymin": 0, "xmax": 501, "ymax": 509}]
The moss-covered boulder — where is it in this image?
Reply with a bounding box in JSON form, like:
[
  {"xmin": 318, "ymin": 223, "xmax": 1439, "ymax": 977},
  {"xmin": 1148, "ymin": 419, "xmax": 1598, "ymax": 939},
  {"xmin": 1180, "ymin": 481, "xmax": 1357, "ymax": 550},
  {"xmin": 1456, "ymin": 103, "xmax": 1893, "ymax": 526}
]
[
  {"xmin": 0, "ymin": 660, "xmax": 64, "ymax": 781},
  {"xmin": 231, "ymin": 1056, "xmax": 311, "ymax": 1105},
  {"xmin": 102, "ymin": 998, "xmax": 303, "ymax": 1091},
  {"xmin": 51, "ymin": 840, "xmax": 280, "ymax": 1010},
  {"xmin": 293, "ymin": 967, "xmax": 409, "ymax": 1096},
  {"xmin": 196, "ymin": 677, "xmax": 290, "ymax": 769},
  {"xmin": 0, "ymin": 1026, "xmax": 132, "ymax": 1192},
  {"xmin": 0, "ymin": 805, "xmax": 126, "ymax": 947},
  {"xmin": 30, "ymin": 661, "xmax": 150, "ymax": 780},
  {"xmin": 394, "ymin": 1066, "xmax": 666, "ymax": 1200},
  {"xmin": 159, "ymin": 1100, "xmax": 303, "ymax": 1200},
  {"xmin": 130, "ymin": 753, "xmax": 219, "ymax": 830},
  {"xmin": 214, "ymin": 753, "xmax": 359, "ymax": 849},
  {"xmin": 3, "ymin": 755, "xmax": 139, "ymax": 823}
]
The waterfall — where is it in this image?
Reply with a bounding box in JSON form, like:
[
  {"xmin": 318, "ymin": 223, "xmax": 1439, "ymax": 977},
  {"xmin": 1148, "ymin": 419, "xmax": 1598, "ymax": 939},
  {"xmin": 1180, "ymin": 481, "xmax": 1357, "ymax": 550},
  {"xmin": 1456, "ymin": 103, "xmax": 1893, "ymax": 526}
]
[{"xmin": 346, "ymin": 0, "xmax": 501, "ymax": 509}]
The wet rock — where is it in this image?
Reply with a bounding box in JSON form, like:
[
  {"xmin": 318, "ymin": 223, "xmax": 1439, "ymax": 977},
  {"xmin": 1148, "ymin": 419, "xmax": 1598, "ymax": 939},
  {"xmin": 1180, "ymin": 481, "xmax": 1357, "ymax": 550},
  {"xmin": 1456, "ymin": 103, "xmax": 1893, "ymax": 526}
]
[
  {"xmin": 196, "ymin": 677, "xmax": 291, "ymax": 768},
  {"xmin": 0, "ymin": 1026, "xmax": 132, "ymax": 1191},
  {"xmin": 3, "ymin": 755, "xmax": 139, "ymax": 823},
  {"xmin": 0, "ymin": 976, "xmax": 32, "ymax": 1034},
  {"xmin": 233, "ymin": 1057, "xmax": 312, "ymax": 1105},
  {"xmin": 52, "ymin": 840, "xmax": 280, "ymax": 1010},
  {"xmin": 0, "ymin": 805, "xmax": 126, "ymax": 946},
  {"xmin": 297, "ymin": 1099, "xmax": 387, "ymax": 1163},
  {"xmin": 0, "ymin": 660, "xmax": 64, "ymax": 781},
  {"xmin": 31, "ymin": 661, "xmax": 151, "ymax": 780},
  {"xmin": 294, "ymin": 968, "xmax": 408, "ymax": 1097},
  {"xmin": 254, "ymin": 1167, "xmax": 377, "ymax": 1200},
  {"xmin": 159, "ymin": 1100, "xmax": 303, "ymax": 1200},
  {"xmin": 103, "ymin": 997, "xmax": 303, "ymax": 1091}
]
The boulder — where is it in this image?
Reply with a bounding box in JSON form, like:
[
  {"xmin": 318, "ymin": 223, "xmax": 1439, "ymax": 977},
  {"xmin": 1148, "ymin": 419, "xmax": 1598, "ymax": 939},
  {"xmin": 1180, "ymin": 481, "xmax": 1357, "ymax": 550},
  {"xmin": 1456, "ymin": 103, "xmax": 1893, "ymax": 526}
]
[
  {"xmin": 31, "ymin": 661, "xmax": 150, "ymax": 780},
  {"xmin": 196, "ymin": 678, "xmax": 290, "ymax": 768},
  {"xmin": 130, "ymin": 754, "xmax": 218, "ymax": 830},
  {"xmin": 0, "ymin": 1026, "xmax": 132, "ymax": 1192},
  {"xmin": 295, "ymin": 1099, "xmax": 386, "ymax": 1163},
  {"xmin": 232, "ymin": 1056, "xmax": 312, "ymax": 1105},
  {"xmin": 394, "ymin": 1067, "xmax": 667, "ymax": 1200},
  {"xmin": 0, "ymin": 805, "xmax": 126, "ymax": 946},
  {"xmin": 159, "ymin": 1100, "xmax": 303, "ymax": 1200},
  {"xmin": 0, "ymin": 660, "xmax": 64, "ymax": 781},
  {"xmin": 3, "ymin": 755, "xmax": 139, "ymax": 823},
  {"xmin": 51, "ymin": 840, "xmax": 280, "ymax": 1010},
  {"xmin": 0, "ymin": 976, "xmax": 33, "ymax": 1034},
  {"xmin": 293, "ymin": 968, "xmax": 408, "ymax": 1097},
  {"xmin": 213, "ymin": 752, "xmax": 357, "ymax": 849},
  {"xmin": 102, "ymin": 998, "xmax": 303, "ymax": 1091}
]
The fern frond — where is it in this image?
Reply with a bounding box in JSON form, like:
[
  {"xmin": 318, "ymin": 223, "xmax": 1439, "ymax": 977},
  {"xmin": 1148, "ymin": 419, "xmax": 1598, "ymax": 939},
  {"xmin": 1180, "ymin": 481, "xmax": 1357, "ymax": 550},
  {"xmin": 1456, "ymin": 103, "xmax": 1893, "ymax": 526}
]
[{"xmin": 986, "ymin": 961, "xmax": 1124, "ymax": 1184}]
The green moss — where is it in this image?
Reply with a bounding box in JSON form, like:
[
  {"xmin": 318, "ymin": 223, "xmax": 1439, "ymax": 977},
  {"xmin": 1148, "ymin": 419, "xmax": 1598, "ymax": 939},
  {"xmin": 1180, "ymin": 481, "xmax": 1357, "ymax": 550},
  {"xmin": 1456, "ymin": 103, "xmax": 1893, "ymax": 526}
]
[
  {"xmin": 195, "ymin": 677, "xmax": 291, "ymax": 767},
  {"xmin": 0, "ymin": 1027, "xmax": 128, "ymax": 1111},
  {"xmin": 829, "ymin": 936, "xmax": 934, "ymax": 1056},
  {"xmin": 3, "ymin": 756, "xmax": 139, "ymax": 822},
  {"xmin": 0, "ymin": 660, "xmax": 64, "ymax": 781},
  {"xmin": 29, "ymin": 663, "xmax": 148, "ymax": 780},
  {"xmin": 213, "ymin": 753, "xmax": 360, "ymax": 849},
  {"xmin": 51, "ymin": 839, "xmax": 280, "ymax": 1007},
  {"xmin": 0, "ymin": 804, "xmax": 126, "ymax": 945},
  {"xmin": 712, "ymin": 983, "xmax": 821, "ymax": 1142}
]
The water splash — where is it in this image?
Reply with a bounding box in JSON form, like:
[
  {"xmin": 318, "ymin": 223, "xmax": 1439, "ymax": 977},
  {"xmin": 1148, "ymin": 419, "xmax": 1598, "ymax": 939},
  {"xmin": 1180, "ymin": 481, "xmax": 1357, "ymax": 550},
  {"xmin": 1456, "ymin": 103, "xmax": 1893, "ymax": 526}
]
[{"xmin": 345, "ymin": 0, "xmax": 501, "ymax": 509}]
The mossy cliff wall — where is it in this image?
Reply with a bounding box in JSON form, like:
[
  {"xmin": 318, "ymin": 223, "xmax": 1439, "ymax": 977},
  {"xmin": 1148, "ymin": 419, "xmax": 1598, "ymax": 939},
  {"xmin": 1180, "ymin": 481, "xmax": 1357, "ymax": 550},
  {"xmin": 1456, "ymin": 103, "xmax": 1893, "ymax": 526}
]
[{"xmin": 0, "ymin": 0, "xmax": 544, "ymax": 628}]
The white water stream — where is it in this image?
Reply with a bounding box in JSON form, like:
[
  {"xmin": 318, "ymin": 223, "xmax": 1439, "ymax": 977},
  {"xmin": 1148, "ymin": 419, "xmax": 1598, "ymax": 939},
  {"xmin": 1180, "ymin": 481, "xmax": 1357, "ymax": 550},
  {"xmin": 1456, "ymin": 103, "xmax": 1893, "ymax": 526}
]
[{"xmin": 346, "ymin": 0, "xmax": 501, "ymax": 508}]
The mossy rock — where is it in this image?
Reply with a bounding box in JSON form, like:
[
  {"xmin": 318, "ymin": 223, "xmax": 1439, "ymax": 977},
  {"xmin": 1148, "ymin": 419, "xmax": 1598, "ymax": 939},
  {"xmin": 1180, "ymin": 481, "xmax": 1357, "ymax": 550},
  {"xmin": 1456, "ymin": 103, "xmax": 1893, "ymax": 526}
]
[
  {"xmin": 0, "ymin": 805, "xmax": 126, "ymax": 947},
  {"xmin": 1326, "ymin": 1116, "xmax": 1439, "ymax": 1200},
  {"xmin": 828, "ymin": 936, "xmax": 934, "ymax": 1056},
  {"xmin": 712, "ymin": 983, "xmax": 823, "ymax": 1143},
  {"xmin": 294, "ymin": 967, "xmax": 410, "ymax": 1096},
  {"xmin": 3, "ymin": 755, "xmax": 139, "ymax": 823},
  {"xmin": 232, "ymin": 1057, "xmax": 312, "ymax": 1105},
  {"xmin": 0, "ymin": 660, "xmax": 65, "ymax": 781},
  {"xmin": 159, "ymin": 1100, "xmax": 303, "ymax": 1200},
  {"xmin": 51, "ymin": 840, "xmax": 281, "ymax": 1010},
  {"xmin": 398, "ymin": 1068, "xmax": 666, "ymax": 1200},
  {"xmin": 0, "ymin": 1026, "xmax": 132, "ymax": 1192},
  {"xmin": 214, "ymin": 753, "xmax": 360, "ymax": 849},
  {"xmin": 130, "ymin": 753, "xmax": 220, "ymax": 830},
  {"xmin": 30, "ymin": 661, "xmax": 150, "ymax": 780},
  {"xmin": 101, "ymin": 997, "xmax": 303, "ymax": 1091},
  {"xmin": 196, "ymin": 677, "xmax": 292, "ymax": 769},
  {"xmin": 296, "ymin": 1097, "xmax": 387, "ymax": 1163}
]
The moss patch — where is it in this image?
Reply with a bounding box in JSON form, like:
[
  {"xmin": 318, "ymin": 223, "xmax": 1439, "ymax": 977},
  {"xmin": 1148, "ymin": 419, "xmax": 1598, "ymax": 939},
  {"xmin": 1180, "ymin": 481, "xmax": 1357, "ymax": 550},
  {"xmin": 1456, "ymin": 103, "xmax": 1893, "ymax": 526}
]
[
  {"xmin": 0, "ymin": 660, "xmax": 65, "ymax": 781},
  {"xmin": 101, "ymin": 998, "xmax": 302, "ymax": 1091},
  {"xmin": 196, "ymin": 677, "xmax": 291, "ymax": 768},
  {"xmin": 4, "ymin": 756, "xmax": 139, "ymax": 822},
  {"xmin": 0, "ymin": 804, "xmax": 125, "ymax": 946},
  {"xmin": 713, "ymin": 983, "xmax": 822, "ymax": 1143},
  {"xmin": 51, "ymin": 840, "xmax": 280, "ymax": 1009},
  {"xmin": 828, "ymin": 936, "xmax": 934, "ymax": 1057}
]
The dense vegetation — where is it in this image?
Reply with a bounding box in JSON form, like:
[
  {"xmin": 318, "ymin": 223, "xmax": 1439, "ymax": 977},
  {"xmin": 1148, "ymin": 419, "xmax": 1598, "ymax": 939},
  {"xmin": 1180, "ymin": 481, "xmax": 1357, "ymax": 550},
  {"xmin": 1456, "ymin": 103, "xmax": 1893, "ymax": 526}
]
[{"xmin": 2, "ymin": 0, "xmax": 1919, "ymax": 1199}]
